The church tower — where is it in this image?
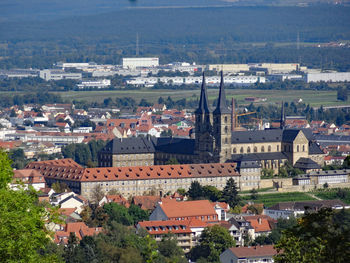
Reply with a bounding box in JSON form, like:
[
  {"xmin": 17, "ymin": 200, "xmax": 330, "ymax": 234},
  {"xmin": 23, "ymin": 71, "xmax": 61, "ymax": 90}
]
[
  {"xmin": 213, "ymin": 71, "xmax": 232, "ymax": 163},
  {"xmin": 280, "ymin": 101, "xmax": 285, "ymax": 129},
  {"xmin": 194, "ymin": 73, "xmax": 214, "ymax": 163}
]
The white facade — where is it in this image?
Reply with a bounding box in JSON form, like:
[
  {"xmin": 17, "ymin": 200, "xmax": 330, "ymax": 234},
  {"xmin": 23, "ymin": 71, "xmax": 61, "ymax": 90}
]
[
  {"xmin": 122, "ymin": 57, "xmax": 159, "ymax": 69},
  {"xmin": 126, "ymin": 75, "xmax": 265, "ymax": 87},
  {"xmin": 306, "ymin": 72, "xmax": 350, "ymax": 83},
  {"xmin": 77, "ymin": 79, "xmax": 111, "ymax": 89},
  {"xmin": 39, "ymin": 69, "xmax": 82, "ymax": 81}
]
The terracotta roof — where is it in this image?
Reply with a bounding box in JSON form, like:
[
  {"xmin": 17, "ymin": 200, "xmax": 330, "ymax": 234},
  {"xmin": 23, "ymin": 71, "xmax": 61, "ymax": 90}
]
[
  {"xmin": 138, "ymin": 218, "xmax": 209, "ymax": 235},
  {"xmin": 13, "ymin": 169, "xmax": 45, "ymax": 184},
  {"xmin": 104, "ymin": 194, "xmax": 130, "ymax": 208},
  {"xmin": 243, "ymin": 215, "xmax": 276, "ymax": 233},
  {"xmin": 132, "ymin": 195, "xmax": 161, "ymax": 210},
  {"xmin": 241, "ymin": 203, "xmax": 264, "ymax": 214},
  {"xmin": 159, "ymin": 199, "xmax": 217, "ymax": 219},
  {"xmin": 54, "ymin": 222, "xmax": 102, "ymax": 244},
  {"xmin": 26, "ymin": 158, "xmax": 82, "ymax": 168},
  {"xmin": 58, "ymin": 208, "xmax": 77, "ymax": 217},
  {"xmin": 27, "ymin": 161, "xmax": 238, "ymax": 182},
  {"xmin": 228, "ymin": 245, "xmax": 277, "ymax": 258}
]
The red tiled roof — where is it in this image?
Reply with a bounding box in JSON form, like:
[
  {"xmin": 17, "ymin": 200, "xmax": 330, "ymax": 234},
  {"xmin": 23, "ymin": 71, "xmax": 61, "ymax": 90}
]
[
  {"xmin": 27, "ymin": 161, "xmax": 238, "ymax": 183},
  {"xmin": 229, "ymin": 245, "xmax": 277, "ymax": 258},
  {"xmin": 243, "ymin": 215, "xmax": 276, "ymax": 233},
  {"xmin": 54, "ymin": 222, "xmax": 102, "ymax": 244},
  {"xmin": 26, "ymin": 158, "xmax": 82, "ymax": 168},
  {"xmin": 13, "ymin": 169, "xmax": 45, "ymax": 184},
  {"xmin": 132, "ymin": 195, "xmax": 161, "ymax": 210},
  {"xmin": 159, "ymin": 199, "xmax": 217, "ymax": 219},
  {"xmin": 104, "ymin": 194, "xmax": 130, "ymax": 208},
  {"xmin": 138, "ymin": 218, "xmax": 209, "ymax": 235}
]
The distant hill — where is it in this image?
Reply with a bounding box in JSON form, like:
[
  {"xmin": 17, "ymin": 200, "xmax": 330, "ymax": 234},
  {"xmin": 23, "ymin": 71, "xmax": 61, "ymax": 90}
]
[
  {"xmin": 1, "ymin": 5, "xmax": 349, "ymax": 44},
  {"xmin": 1, "ymin": 0, "xmax": 348, "ymax": 22}
]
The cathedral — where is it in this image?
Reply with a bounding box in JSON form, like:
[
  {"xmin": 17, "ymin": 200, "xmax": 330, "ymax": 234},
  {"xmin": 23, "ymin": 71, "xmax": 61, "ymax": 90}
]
[{"xmin": 99, "ymin": 72, "xmax": 325, "ymax": 172}]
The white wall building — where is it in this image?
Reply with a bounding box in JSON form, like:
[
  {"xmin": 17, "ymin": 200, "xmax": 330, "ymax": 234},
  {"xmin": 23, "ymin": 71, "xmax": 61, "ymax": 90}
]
[
  {"xmin": 77, "ymin": 79, "xmax": 111, "ymax": 89},
  {"xmin": 122, "ymin": 57, "xmax": 159, "ymax": 69},
  {"xmin": 306, "ymin": 72, "xmax": 350, "ymax": 83},
  {"xmin": 39, "ymin": 69, "xmax": 82, "ymax": 81}
]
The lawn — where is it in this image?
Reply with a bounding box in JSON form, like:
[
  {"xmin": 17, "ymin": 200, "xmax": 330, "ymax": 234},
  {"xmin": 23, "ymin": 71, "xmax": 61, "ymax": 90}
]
[
  {"xmin": 313, "ymin": 188, "xmax": 350, "ymax": 204},
  {"xmin": 50, "ymin": 88, "xmax": 345, "ymax": 108},
  {"xmin": 240, "ymin": 192, "xmax": 317, "ymax": 207}
]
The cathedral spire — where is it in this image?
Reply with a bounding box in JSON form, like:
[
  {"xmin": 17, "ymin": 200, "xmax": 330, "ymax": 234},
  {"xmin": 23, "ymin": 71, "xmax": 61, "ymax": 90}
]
[
  {"xmin": 280, "ymin": 101, "xmax": 285, "ymax": 129},
  {"xmin": 213, "ymin": 71, "xmax": 230, "ymax": 114},
  {"xmin": 195, "ymin": 72, "xmax": 210, "ymax": 114}
]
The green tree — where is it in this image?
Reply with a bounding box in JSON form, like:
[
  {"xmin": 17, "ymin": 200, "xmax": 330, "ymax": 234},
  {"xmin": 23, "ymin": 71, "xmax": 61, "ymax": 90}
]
[
  {"xmin": 187, "ymin": 181, "xmax": 203, "ymax": 200},
  {"xmin": 221, "ymin": 178, "xmax": 240, "ymax": 208},
  {"xmin": 189, "ymin": 225, "xmax": 235, "ymax": 262},
  {"xmin": 128, "ymin": 204, "xmax": 149, "ymax": 223},
  {"xmin": 274, "ymin": 208, "xmax": 350, "ymax": 263},
  {"xmin": 0, "ymin": 150, "xmax": 61, "ymax": 262},
  {"xmin": 202, "ymin": 185, "xmax": 222, "ymax": 202},
  {"xmin": 104, "ymin": 202, "xmax": 134, "ymax": 226},
  {"xmin": 157, "ymin": 233, "xmax": 186, "ymax": 263},
  {"xmin": 165, "ymin": 158, "xmax": 179, "ymax": 165}
]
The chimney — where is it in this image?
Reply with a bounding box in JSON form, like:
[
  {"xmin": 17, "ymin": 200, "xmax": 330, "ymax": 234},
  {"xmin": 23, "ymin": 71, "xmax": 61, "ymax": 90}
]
[{"xmin": 258, "ymin": 217, "xmax": 262, "ymax": 224}]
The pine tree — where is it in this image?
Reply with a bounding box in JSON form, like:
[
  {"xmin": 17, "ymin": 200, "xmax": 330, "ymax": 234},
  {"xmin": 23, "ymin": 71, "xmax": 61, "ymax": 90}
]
[{"xmin": 222, "ymin": 178, "xmax": 240, "ymax": 208}]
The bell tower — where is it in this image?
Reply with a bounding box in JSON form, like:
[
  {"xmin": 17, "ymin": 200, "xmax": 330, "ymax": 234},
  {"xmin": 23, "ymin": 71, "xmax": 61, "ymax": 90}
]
[
  {"xmin": 213, "ymin": 71, "xmax": 232, "ymax": 163},
  {"xmin": 194, "ymin": 73, "xmax": 214, "ymax": 163}
]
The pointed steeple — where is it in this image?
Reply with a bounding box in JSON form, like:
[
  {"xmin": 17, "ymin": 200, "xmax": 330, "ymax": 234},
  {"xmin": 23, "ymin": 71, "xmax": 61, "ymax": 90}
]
[
  {"xmin": 213, "ymin": 71, "xmax": 230, "ymax": 114},
  {"xmin": 195, "ymin": 72, "xmax": 210, "ymax": 114},
  {"xmin": 280, "ymin": 101, "xmax": 285, "ymax": 129}
]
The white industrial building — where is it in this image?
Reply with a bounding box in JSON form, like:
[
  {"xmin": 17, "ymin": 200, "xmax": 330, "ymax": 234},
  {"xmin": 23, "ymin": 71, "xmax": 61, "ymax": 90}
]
[
  {"xmin": 77, "ymin": 79, "xmax": 111, "ymax": 89},
  {"xmin": 126, "ymin": 75, "xmax": 265, "ymax": 87},
  {"xmin": 306, "ymin": 72, "xmax": 350, "ymax": 83},
  {"xmin": 122, "ymin": 57, "xmax": 159, "ymax": 69},
  {"xmin": 39, "ymin": 69, "xmax": 82, "ymax": 81}
]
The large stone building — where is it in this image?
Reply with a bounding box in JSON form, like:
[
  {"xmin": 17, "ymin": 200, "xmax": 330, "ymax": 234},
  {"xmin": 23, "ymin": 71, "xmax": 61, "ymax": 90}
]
[
  {"xmin": 99, "ymin": 72, "xmax": 325, "ymax": 172},
  {"xmin": 26, "ymin": 159, "xmax": 241, "ymax": 199}
]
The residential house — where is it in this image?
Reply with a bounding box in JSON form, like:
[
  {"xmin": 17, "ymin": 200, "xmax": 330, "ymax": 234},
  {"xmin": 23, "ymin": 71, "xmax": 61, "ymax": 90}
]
[
  {"xmin": 149, "ymin": 199, "xmax": 219, "ymax": 222},
  {"xmin": 264, "ymin": 200, "xmax": 350, "ymax": 219},
  {"xmin": 220, "ymin": 245, "xmax": 277, "ymax": 263},
  {"xmin": 11, "ymin": 169, "xmax": 46, "ymax": 191},
  {"xmin": 54, "ymin": 222, "xmax": 102, "ymax": 244}
]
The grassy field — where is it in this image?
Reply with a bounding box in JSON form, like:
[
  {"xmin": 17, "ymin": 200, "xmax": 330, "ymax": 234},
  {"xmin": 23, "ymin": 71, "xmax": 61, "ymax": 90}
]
[
  {"xmin": 49, "ymin": 88, "xmax": 347, "ymax": 108},
  {"xmin": 240, "ymin": 192, "xmax": 317, "ymax": 207},
  {"xmin": 313, "ymin": 188, "xmax": 350, "ymax": 204}
]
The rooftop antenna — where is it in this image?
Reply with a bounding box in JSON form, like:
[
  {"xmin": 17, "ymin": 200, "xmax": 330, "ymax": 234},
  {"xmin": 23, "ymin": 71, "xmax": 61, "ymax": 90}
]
[{"xmin": 136, "ymin": 32, "xmax": 139, "ymax": 56}]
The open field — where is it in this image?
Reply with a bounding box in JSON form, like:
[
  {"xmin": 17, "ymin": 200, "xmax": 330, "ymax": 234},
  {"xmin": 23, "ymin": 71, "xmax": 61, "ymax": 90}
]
[
  {"xmin": 48, "ymin": 88, "xmax": 347, "ymax": 108},
  {"xmin": 313, "ymin": 188, "xmax": 350, "ymax": 204},
  {"xmin": 240, "ymin": 192, "xmax": 317, "ymax": 207}
]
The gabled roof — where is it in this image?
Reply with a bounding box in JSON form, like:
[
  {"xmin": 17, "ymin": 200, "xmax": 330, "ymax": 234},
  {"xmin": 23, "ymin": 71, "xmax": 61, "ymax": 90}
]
[
  {"xmin": 26, "ymin": 158, "xmax": 82, "ymax": 168},
  {"xmin": 159, "ymin": 199, "xmax": 217, "ymax": 219},
  {"xmin": 132, "ymin": 195, "xmax": 161, "ymax": 210},
  {"xmin": 29, "ymin": 161, "xmax": 238, "ymax": 182},
  {"xmin": 154, "ymin": 137, "xmax": 195, "ymax": 155},
  {"xmin": 231, "ymin": 129, "xmax": 283, "ymax": 144},
  {"xmin": 100, "ymin": 137, "xmax": 155, "ymax": 154},
  {"xmin": 267, "ymin": 200, "xmax": 348, "ymax": 211},
  {"xmin": 243, "ymin": 215, "xmax": 276, "ymax": 233},
  {"xmin": 228, "ymin": 245, "xmax": 277, "ymax": 258},
  {"xmin": 294, "ymin": 157, "xmax": 321, "ymax": 170}
]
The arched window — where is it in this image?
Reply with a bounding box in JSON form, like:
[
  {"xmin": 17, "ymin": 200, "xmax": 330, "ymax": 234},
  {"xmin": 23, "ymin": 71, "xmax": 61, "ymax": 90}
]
[
  {"xmin": 225, "ymin": 138, "xmax": 228, "ymax": 143},
  {"xmin": 277, "ymin": 145, "xmax": 280, "ymax": 152},
  {"xmin": 224, "ymin": 116, "xmax": 228, "ymax": 123},
  {"xmin": 261, "ymin": 146, "xmax": 265, "ymax": 152},
  {"xmin": 233, "ymin": 148, "xmax": 237, "ymax": 154},
  {"xmin": 225, "ymin": 126, "xmax": 228, "ymax": 134},
  {"xmin": 303, "ymin": 145, "xmax": 305, "ymax": 152},
  {"xmin": 268, "ymin": 145, "xmax": 271, "ymax": 152},
  {"xmin": 247, "ymin": 147, "xmax": 251, "ymax": 153},
  {"xmin": 254, "ymin": 147, "xmax": 257, "ymax": 153},
  {"xmin": 297, "ymin": 145, "xmax": 300, "ymax": 152},
  {"xmin": 240, "ymin": 147, "xmax": 244, "ymax": 153}
]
